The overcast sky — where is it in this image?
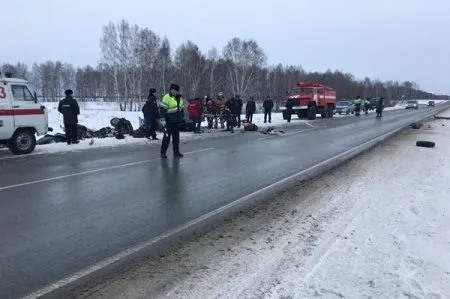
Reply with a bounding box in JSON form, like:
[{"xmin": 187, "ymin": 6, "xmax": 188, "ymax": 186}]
[{"xmin": 2, "ymin": 0, "xmax": 448, "ymax": 95}]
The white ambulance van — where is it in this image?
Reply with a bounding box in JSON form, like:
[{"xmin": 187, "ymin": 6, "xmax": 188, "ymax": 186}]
[{"xmin": 0, "ymin": 72, "xmax": 48, "ymax": 155}]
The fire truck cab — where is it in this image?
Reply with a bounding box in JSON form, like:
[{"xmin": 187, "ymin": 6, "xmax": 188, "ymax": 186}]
[
  {"xmin": 280, "ymin": 82, "xmax": 337, "ymax": 120},
  {"xmin": 0, "ymin": 72, "xmax": 48, "ymax": 155}
]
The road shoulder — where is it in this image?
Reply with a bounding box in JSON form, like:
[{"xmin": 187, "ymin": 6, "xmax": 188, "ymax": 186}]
[{"xmin": 73, "ymin": 112, "xmax": 450, "ymax": 298}]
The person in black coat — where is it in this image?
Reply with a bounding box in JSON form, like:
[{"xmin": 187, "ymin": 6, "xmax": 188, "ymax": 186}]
[
  {"xmin": 58, "ymin": 89, "xmax": 80, "ymax": 145},
  {"xmin": 376, "ymin": 97, "xmax": 384, "ymax": 118},
  {"xmin": 245, "ymin": 97, "xmax": 256, "ymax": 123},
  {"xmin": 142, "ymin": 88, "xmax": 159, "ymax": 140},
  {"xmin": 235, "ymin": 95, "xmax": 243, "ymax": 127},
  {"xmin": 263, "ymin": 96, "xmax": 274, "ymax": 123},
  {"xmin": 225, "ymin": 97, "xmax": 237, "ymax": 133}
]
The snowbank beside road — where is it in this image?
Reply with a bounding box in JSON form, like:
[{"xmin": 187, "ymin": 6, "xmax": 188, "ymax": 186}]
[
  {"xmin": 78, "ymin": 110, "xmax": 450, "ymax": 299},
  {"xmin": 0, "ymin": 102, "xmax": 306, "ymax": 156}
]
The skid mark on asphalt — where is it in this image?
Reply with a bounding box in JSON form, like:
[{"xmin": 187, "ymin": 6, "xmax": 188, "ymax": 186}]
[{"xmin": 0, "ymin": 148, "xmax": 214, "ymax": 192}]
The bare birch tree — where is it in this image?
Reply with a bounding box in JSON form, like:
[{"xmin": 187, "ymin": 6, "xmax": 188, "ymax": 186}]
[{"xmin": 222, "ymin": 37, "xmax": 267, "ymax": 98}]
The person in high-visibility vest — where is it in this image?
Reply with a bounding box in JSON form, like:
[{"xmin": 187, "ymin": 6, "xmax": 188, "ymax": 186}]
[
  {"xmin": 159, "ymin": 83, "xmax": 185, "ymax": 159},
  {"xmin": 354, "ymin": 96, "xmax": 362, "ymax": 116}
]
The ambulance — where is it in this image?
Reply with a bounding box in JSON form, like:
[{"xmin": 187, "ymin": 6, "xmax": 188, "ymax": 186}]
[{"xmin": 0, "ymin": 72, "xmax": 48, "ymax": 155}]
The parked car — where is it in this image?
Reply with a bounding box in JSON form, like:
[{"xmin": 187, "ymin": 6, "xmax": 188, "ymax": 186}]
[
  {"xmin": 428, "ymin": 100, "xmax": 435, "ymax": 107},
  {"xmin": 334, "ymin": 100, "xmax": 355, "ymax": 115},
  {"xmin": 405, "ymin": 100, "xmax": 419, "ymax": 110}
]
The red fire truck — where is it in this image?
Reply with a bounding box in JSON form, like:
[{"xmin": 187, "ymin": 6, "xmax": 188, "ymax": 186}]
[{"xmin": 280, "ymin": 82, "xmax": 337, "ymax": 120}]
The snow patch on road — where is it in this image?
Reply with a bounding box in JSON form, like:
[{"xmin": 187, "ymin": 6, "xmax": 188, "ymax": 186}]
[{"xmin": 77, "ymin": 109, "xmax": 450, "ymax": 299}]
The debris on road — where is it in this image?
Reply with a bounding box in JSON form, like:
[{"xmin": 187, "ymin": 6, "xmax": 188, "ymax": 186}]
[{"xmin": 416, "ymin": 140, "xmax": 435, "ymax": 148}]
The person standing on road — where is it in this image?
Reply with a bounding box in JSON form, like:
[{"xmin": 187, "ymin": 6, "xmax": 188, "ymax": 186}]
[
  {"xmin": 263, "ymin": 96, "xmax": 274, "ymax": 123},
  {"xmin": 142, "ymin": 88, "xmax": 159, "ymax": 140},
  {"xmin": 159, "ymin": 84, "xmax": 184, "ymax": 159},
  {"xmin": 363, "ymin": 98, "xmax": 370, "ymax": 115},
  {"xmin": 235, "ymin": 95, "xmax": 243, "ymax": 127},
  {"xmin": 286, "ymin": 100, "xmax": 294, "ymax": 123},
  {"xmin": 188, "ymin": 97, "xmax": 203, "ymax": 134},
  {"xmin": 205, "ymin": 95, "xmax": 217, "ymax": 129},
  {"xmin": 225, "ymin": 97, "xmax": 237, "ymax": 133},
  {"xmin": 245, "ymin": 97, "xmax": 256, "ymax": 123},
  {"xmin": 354, "ymin": 96, "xmax": 362, "ymax": 116},
  {"xmin": 217, "ymin": 92, "xmax": 227, "ymax": 129},
  {"xmin": 376, "ymin": 97, "xmax": 384, "ymax": 118},
  {"xmin": 58, "ymin": 89, "xmax": 80, "ymax": 145}
]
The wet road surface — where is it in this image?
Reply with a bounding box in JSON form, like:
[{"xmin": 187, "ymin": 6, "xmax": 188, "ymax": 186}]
[{"xmin": 0, "ymin": 107, "xmax": 445, "ymax": 298}]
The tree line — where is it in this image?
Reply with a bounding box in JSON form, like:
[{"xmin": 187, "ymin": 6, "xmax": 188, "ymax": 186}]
[{"xmin": 1, "ymin": 19, "xmax": 448, "ymax": 111}]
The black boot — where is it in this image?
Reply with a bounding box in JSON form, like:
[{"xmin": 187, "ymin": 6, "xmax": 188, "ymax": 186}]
[
  {"xmin": 174, "ymin": 151, "xmax": 184, "ymax": 158},
  {"xmin": 160, "ymin": 152, "xmax": 168, "ymax": 159}
]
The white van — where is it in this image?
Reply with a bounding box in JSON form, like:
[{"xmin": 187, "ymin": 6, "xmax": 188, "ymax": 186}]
[{"xmin": 0, "ymin": 73, "xmax": 48, "ymax": 154}]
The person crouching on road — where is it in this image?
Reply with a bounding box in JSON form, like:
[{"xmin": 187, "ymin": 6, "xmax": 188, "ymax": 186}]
[
  {"xmin": 58, "ymin": 89, "xmax": 80, "ymax": 145},
  {"xmin": 142, "ymin": 88, "xmax": 159, "ymax": 140},
  {"xmin": 159, "ymin": 84, "xmax": 184, "ymax": 159}
]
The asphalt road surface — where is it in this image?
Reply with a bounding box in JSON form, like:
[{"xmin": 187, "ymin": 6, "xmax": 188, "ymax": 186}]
[{"xmin": 0, "ymin": 106, "xmax": 445, "ymax": 298}]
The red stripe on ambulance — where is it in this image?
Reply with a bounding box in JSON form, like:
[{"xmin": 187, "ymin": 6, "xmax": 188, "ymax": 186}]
[{"xmin": 0, "ymin": 109, "xmax": 44, "ymax": 116}]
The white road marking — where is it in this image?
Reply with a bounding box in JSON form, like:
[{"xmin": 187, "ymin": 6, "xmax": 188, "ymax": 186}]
[
  {"xmin": 22, "ymin": 127, "xmax": 406, "ymax": 299},
  {"xmin": 0, "ymin": 148, "xmax": 214, "ymax": 192},
  {"xmin": 22, "ymin": 108, "xmax": 450, "ymax": 299}
]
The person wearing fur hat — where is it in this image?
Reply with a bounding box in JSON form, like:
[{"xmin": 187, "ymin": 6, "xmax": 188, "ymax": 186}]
[
  {"xmin": 58, "ymin": 89, "xmax": 80, "ymax": 145},
  {"xmin": 159, "ymin": 83, "xmax": 184, "ymax": 159}
]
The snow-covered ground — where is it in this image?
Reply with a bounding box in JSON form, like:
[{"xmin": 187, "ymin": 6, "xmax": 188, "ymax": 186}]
[
  {"xmin": 0, "ymin": 99, "xmax": 445, "ymax": 156},
  {"xmin": 0, "ymin": 101, "xmax": 305, "ymax": 156},
  {"xmin": 31, "ymin": 102, "xmax": 310, "ymax": 155},
  {"xmin": 79, "ymin": 109, "xmax": 450, "ymax": 299}
]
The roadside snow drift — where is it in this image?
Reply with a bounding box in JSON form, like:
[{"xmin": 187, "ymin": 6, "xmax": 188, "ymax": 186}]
[{"xmin": 78, "ymin": 109, "xmax": 450, "ymax": 299}]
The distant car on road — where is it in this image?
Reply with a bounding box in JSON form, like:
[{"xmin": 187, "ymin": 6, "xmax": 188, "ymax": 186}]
[
  {"xmin": 428, "ymin": 100, "xmax": 435, "ymax": 107},
  {"xmin": 405, "ymin": 100, "xmax": 419, "ymax": 110},
  {"xmin": 334, "ymin": 100, "xmax": 355, "ymax": 115}
]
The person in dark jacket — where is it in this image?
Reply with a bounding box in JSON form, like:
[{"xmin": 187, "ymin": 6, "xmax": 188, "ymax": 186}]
[
  {"xmin": 235, "ymin": 95, "xmax": 243, "ymax": 127},
  {"xmin": 225, "ymin": 97, "xmax": 237, "ymax": 133},
  {"xmin": 142, "ymin": 88, "xmax": 159, "ymax": 140},
  {"xmin": 376, "ymin": 97, "xmax": 384, "ymax": 118},
  {"xmin": 245, "ymin": 97, "xmax": 256, "ymax": 123},
  {"xmin": 263, "ymin": 96, "xmax": 274, "ymax": 123},
  {"xmin": 159, "ymin": 84, "xmax": 185, "ymax": 159},
  {"xmin": 58, "ymin": 89, "xmax": 80, "ymax": 145}
]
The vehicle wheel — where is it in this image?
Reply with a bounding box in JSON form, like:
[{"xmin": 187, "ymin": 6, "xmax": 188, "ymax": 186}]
[
  {"xmin": 8, "ymin": 129, "xmax": 36, "ymax": 155},
  {"xmin": 416, "ymin": 141, "xmax": 435, "ymax": 148},
  {"xmin": 321, "ymin": 111, "xmax": 327, "ymax": 118},
  {"xmin": 307, "ymin": 106, "xmax": 316, "ymax": 120},
  {"xmin": 298, "ymin": 110, "xmax": 307, "ymax": 119}
]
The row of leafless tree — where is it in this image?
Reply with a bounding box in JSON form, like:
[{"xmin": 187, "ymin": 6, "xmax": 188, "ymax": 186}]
[{"xmin": 1, "ymin": 19, "xmax": 448, "ymax": 111}]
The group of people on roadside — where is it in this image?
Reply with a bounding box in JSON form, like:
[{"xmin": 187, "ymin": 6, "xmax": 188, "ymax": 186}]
[
  {"xmin": 57, "ymin": 83, "xmax": 275, "ymax": 158},
  {"xmin": 140, "ymin": 85, "xmax": 277, "ymax": 157},
  {"xmin": 201, "ymin": 93, "xmax": 275, "ymax": 132},
  {"xmin": 354, "ymin": 96, "xmax": 384, "ymax": 118}
]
